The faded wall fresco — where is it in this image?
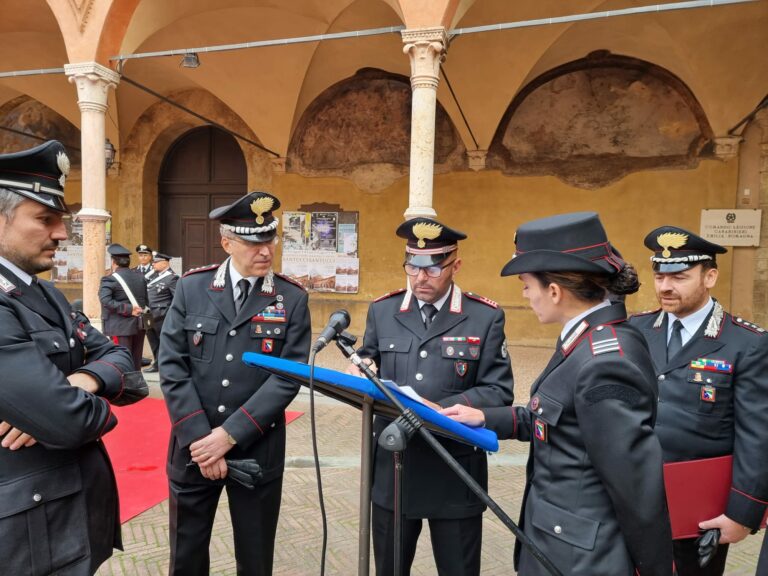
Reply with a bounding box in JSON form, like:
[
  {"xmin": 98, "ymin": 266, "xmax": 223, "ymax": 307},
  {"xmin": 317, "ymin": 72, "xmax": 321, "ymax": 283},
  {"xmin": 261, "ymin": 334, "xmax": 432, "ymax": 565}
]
[
  {"xmin": 488, "ymin": 52, "xmax": 714, "ymax": 189},
  {"xmin": 288, "ymin": 68, "xmax": 466, "ymax": 193},
  {"xmin": 0, "ymin": 96, "xmax": 82, "ymax": 166}
]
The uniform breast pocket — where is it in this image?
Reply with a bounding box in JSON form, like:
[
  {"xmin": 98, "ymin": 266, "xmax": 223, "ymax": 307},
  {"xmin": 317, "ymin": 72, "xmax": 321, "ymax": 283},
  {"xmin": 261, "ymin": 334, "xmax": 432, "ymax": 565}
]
[
  {"xmin": 685, "ymin": 368, "xmax": 732, "ymax": 414},
  {"xmin": 527, "ymin": 392, "xmax": 564, "ymax": 447},
  {"xmin": 378, "ymin": 337, "xmax": 412, "ymax": 383},
  {"xmin": 250, "ymin": 322, "xmax": 287, "ymax": 355},
  {"xmin": 0, "ymin": 463, "xmax": 89, "ymax": 575},
  {"xmin": 184, "ymin": 315, "xmax": 219, "ymax": 362},
  {"xmin": 29, "ymin": 329, "xmax": 69, "ymax": 369},
  {"xmin": 440, "ymin": 342, "xmax": 479, "ymax": 391}
]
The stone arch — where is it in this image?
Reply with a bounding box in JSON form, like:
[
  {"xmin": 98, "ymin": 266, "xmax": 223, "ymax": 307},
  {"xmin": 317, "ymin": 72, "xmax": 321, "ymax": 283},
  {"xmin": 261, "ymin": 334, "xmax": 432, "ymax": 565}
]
[
  {"xmin": 288, "ymin": 67, "xmax": 466, "ymax": 193},
  {"xmin": 117, "ymin": 88, "xmax": 272, "ymax": 252},
  {"xmin": 487, "ymin": 51, "xmax": 714, "ymax": 189}
]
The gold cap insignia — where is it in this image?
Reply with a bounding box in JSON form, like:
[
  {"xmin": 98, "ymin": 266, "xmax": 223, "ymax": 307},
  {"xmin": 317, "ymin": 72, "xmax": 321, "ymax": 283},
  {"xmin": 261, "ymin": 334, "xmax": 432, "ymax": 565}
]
[
  {"xmin": 250, "ymin": 196, "xmax": 274, "ymax": 225},
  {"xmin": 413, "ymin": 222, "xmax": 442, "ymax": 249},
  {"xmin": 657, "ymin": 232, "xmax": 688, "ymax": 258}
]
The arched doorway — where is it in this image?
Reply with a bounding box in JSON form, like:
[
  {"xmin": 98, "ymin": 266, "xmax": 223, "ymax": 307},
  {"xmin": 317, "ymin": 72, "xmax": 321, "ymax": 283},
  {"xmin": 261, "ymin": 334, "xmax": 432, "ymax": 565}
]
[{"xmin": 158, "ymin": 126, "xmax": 247, "ymax": 270}]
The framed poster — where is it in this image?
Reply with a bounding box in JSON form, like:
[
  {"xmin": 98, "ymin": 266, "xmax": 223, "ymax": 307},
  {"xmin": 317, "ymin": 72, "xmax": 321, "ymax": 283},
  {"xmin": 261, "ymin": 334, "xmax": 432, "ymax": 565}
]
[{"xmin": 281, "ymin": 205, "xmax": 358, "ymax": 293}]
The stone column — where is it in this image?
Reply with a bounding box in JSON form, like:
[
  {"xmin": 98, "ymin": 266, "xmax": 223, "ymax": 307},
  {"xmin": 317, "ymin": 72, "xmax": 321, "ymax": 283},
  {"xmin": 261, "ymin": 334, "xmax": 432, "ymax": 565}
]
[
  {"xmin": 754, "ymin": 110, "xmax": 768, "ymax": 328},
  {"xmin": 64, "ymin": 62, "xmax": 120, "ymax": 324},
  {"xmin": 402, "ymin": 27, "xmax": 447, "ymax": 220}
]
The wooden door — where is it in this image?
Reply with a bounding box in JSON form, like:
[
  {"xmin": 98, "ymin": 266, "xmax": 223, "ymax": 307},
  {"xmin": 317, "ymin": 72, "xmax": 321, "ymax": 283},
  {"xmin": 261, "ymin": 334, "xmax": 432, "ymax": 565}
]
[{"xmin": 158, "ymin": 126, "xmax": 247, "ymax": 271}]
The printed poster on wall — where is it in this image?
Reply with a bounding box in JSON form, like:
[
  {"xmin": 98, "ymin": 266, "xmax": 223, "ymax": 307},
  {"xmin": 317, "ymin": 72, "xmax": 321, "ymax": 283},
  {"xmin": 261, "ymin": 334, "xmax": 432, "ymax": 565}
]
[
  {"xmin": 308, "ymin": 252, "xmax": 337, "ymax": 291},
  {"xmin": 281, "ymin": 251, "xmax": 311, "ymax": 289},
  {"xmin": 337, "ymin": 223, "xmax": 358, "ymax": 256},
  {"xmin": 310, "ymin": 212, "xmax": 338, "ymax": 251},
  {"xmin": 282, "ymin": 250, "xmax": 359, "ymax": 293},
  {"xmin": 282, "ymin": 212, "xmax": 310, "ymax": 251},
  {"xmin": 280, "ymin": 210, "xmax": 358, "ymax": 293},
  {"xmin": 335, "ymin": 256, "xmax": 359, "ymax": 293},
  {"xmin": 51, "ymin": 215, "xmax": 85, "ymax": 283}
]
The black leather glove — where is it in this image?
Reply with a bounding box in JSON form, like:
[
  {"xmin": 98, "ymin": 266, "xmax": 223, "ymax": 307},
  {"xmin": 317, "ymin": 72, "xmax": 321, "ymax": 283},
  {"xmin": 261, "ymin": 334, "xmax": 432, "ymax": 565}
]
[
  {"xmin": 225, "ymin": 458, "xmax": 263, "ymax": 490},
  {"xmin": 696, "ymin": 528, "xmax": 721, "ymax": 568},
  {"xmin": 111, "ymin": 371, "xmax": 149, "ymax": 406}
]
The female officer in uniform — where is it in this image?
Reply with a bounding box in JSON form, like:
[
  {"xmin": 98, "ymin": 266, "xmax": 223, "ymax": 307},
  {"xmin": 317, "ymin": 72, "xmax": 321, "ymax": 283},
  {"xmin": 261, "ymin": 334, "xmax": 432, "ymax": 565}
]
[{"xmin": 443, "ymin": 212, "xmax": 673, "ymax": 576}]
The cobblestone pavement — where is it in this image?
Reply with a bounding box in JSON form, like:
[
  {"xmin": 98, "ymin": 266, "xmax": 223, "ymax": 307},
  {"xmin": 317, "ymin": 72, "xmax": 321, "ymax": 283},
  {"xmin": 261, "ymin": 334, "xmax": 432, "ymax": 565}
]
[{"xmin": 98, "ymin": 345, "xmax": 762, "ymax": 575}]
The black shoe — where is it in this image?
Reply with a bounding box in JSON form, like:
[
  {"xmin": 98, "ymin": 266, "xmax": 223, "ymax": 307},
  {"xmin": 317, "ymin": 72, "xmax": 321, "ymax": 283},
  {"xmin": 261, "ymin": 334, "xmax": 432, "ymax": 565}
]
[
  {"xmin": 143, "ymin": 364, "xmax": 158, "ymax": 373},
  {"xmin": 141, "ymin": 356, "xmax": 152, "ymax": 367}
]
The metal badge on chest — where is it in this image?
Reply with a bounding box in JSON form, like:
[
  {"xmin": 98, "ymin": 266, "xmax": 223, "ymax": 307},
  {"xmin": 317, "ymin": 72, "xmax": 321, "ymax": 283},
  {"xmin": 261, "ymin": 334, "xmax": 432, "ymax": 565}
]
[{"xmin": 251, "ymin": 293, "xmax": 285, "ymax": 354}]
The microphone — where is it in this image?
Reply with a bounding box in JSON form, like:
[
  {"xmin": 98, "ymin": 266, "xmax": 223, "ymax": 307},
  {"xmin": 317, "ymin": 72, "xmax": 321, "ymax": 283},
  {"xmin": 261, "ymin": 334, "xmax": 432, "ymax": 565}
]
[{"xmin": 311, "ymin": 309, "xmax": 351, "ymax": 353}]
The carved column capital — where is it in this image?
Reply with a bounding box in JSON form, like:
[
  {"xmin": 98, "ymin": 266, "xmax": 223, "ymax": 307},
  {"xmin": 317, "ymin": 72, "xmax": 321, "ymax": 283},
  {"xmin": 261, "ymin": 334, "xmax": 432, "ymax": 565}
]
[
  {"xmin": 712, "ymin": 135, "xmax": 742, "ymax": 161},
  {"xmin": 271, "ymin": 157, "xmax": 287, "ymax": 174},
  {"xmin": 402, "ymin": 27, "xmax": 447, "ymax": 90},
  {"xmin": 64, "ymin": 62, "xmax": 120, "ymax": 112},
  {"xmin": 467, "ymin": 150, "xmax": 488, "ymax": 171}
]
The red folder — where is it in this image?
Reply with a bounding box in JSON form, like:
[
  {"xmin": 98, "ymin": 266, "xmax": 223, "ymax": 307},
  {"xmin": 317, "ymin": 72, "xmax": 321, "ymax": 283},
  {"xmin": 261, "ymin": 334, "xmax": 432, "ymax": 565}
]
[{"xmin": 663, "ymin": 455, "xmax": 768, "ymax": 539}]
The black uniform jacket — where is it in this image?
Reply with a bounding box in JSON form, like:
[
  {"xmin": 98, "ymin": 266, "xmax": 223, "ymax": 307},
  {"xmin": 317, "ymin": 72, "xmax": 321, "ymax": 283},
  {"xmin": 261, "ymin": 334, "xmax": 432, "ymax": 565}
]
[
  {"xmin": 484, "ymin": 303, "xmax": 673, "ymax": 576},
  {"xmin": 147, "ymin": 268, "xmax": 178, "ymax": 320},
  {"xmin": 359, "ymin": 284, "xmax": 514, "ymax": 519},
  {"xmin": 160, "ymin": 262, "xmax": 311, "ymax": 485},
  {"xmin": 99, "ymin": 267, "xmax": 149, "ymax": 336},
  {"xmin": 0, "ymin": 263, "xmax": 140, "ymax": 575},
  {"xmin": 629, "ymin": 301, "xmax": 768, "ymax": 529}
]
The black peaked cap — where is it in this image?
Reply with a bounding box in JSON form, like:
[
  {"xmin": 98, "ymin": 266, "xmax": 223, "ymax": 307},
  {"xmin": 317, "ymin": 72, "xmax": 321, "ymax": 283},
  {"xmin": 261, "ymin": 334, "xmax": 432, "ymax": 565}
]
[
  {"xmin": 396, "ymin": 217, "xmax": 467, "ymax": 267},
  {"xmin": 209, "ymin": 191, "xmax": 281, "ymax": 243},
  {"xmin": 501, "ymin": 212, "xmax": 624, "ymax": 276},
  {"xmin": 0, "ymin": 140, "xmax": 70, "ymax": 213},
  {"xmin": 644, "ymin": 225, "xmax": 726, "ymax": 273},
  {"xmin": 108, "ymin": 243, "xmax": 131, "ymax": 257}
]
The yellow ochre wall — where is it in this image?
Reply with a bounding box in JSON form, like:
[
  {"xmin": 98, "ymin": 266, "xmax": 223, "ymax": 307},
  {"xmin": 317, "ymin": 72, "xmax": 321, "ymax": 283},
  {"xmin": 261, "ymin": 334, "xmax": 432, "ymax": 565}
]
[{"xmin": 272, "ymin": 157, "xmax": 737, "ymax": 344}]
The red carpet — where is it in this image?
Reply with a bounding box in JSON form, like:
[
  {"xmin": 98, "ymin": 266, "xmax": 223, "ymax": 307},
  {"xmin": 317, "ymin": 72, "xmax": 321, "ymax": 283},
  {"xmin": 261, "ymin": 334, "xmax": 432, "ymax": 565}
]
[{"xmin": 103, "ymin": 398, "xmax": 303, "ymax": 523}]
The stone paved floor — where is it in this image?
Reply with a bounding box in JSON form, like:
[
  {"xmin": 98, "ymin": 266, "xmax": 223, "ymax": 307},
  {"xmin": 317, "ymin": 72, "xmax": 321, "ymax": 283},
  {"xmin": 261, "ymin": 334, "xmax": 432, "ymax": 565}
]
[{"xmin": 98, "ymin": 345, "xmax": 763, "ymax": 575}]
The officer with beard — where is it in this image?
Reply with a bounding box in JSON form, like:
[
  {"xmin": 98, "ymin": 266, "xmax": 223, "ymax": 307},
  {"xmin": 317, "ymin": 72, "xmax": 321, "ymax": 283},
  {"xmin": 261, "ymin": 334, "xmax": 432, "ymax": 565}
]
[
  {"xmin": 630, "ymin": 226, "xmax": 768, "ymax": 575},
  {"xmin": 0, "ymin": 140, "xmax": 146, "ymax": 575}
]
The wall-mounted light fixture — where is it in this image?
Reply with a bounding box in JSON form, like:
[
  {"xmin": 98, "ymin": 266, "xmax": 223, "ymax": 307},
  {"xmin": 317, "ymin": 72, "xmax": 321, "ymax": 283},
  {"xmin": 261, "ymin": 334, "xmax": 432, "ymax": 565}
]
[
  {"xmin": 180, "ymin": 53, "xmax": 200, "ymax": 69},
  {"xmin": 105, "ymin": 138, "xmax": 116, "ymax": 170}
]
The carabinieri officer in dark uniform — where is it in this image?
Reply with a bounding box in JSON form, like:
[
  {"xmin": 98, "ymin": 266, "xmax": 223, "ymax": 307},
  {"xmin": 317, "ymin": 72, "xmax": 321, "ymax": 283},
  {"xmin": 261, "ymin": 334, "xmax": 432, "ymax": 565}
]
[
  {"xmin": 443, "ymin": 212, "xmax": 674, "ymax": 576},
  {"xmin": 0, "ymin": 140, "xmax": 147, "ymax": 575},
  {"xmin": 143, "ymin": 251, "xmax": 178, "ymax": 373},
  {"xmin": 134, "ymin": 243, "xmax": 156, "ymax": 280},
  {"xmin": 349, "ymin": 217, "xmax": 514, "ymax": 576},
  {"xmin": 160, "ymin": 191, "xmax": 311, "ymax": 576},
  {"xmin": 134, "ymin": 244, "xmax": 157, "ymax": 369},
  {"xmin": 99, "ymin": 243, "xmax": 149, "ymax": 371},
  {"xmin": 629, "ymin": 226, "xmax": 768, "ymax": 576}
]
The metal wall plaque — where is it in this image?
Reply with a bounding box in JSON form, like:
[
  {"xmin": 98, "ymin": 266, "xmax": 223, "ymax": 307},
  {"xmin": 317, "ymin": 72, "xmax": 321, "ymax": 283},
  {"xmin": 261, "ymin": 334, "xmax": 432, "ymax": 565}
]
[{"xmin": 700, "ymin": 209, "xmax": 762, "ymax": 246}]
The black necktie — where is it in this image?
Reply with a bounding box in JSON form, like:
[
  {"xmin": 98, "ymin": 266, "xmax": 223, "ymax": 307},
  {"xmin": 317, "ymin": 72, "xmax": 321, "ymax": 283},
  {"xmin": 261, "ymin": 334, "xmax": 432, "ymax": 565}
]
[
  {"xmin": 422, "ymin": 303, "xmax": 437, "ymax": 328},
  {"xmin": 667, "ymin": 319, "xmax": 684, "ymax": 361},
  {"xmin": 235, "ymin": 279, "xmax": 251, "ymax": 313}
]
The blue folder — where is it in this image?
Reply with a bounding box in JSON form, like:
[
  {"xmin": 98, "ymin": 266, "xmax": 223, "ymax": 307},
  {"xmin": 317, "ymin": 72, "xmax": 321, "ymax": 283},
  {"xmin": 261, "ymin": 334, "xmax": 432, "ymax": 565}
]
[{"xmin": 242, "ymin": 352, "xmax": 499, "ymax": 452}]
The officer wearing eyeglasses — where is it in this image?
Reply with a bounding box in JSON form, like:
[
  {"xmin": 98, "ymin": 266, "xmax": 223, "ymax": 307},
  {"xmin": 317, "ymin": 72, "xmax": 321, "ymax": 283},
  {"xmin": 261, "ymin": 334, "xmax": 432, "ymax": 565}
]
[{"xmin": 348, "ymin": 217, "xmax": 514, "ymax": 576}]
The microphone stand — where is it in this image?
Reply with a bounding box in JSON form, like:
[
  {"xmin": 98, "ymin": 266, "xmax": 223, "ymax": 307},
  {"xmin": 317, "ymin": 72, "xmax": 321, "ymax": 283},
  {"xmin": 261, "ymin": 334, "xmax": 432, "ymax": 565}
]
[{"xmin": 334, "ymin": 332, "xmax": 562, "ymax": 576}]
